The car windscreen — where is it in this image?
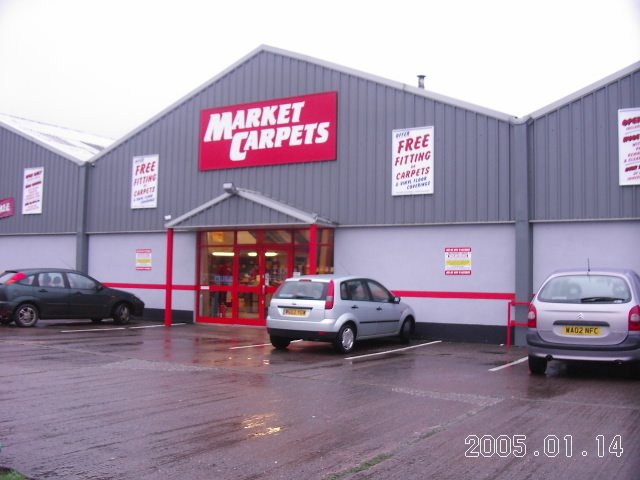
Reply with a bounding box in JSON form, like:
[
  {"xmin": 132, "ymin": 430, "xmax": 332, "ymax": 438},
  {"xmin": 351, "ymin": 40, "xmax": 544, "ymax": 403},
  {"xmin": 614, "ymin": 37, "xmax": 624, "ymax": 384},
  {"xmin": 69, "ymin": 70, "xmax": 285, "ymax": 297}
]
[
  {"xmin": 274, "ymin": 280, "xmax": 327, "ymax": 300},
  {"xmin": 537, "ymin": 274, "xmax": 631, "ymax": 304}
]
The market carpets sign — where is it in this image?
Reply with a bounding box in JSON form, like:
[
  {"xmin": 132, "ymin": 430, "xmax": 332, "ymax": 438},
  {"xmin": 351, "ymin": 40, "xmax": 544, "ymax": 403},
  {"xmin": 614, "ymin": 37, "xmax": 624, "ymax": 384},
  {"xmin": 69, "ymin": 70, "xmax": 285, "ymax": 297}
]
[
  {"xmin": 0, "ymin": 197, "xmax": 14, "ymax": 219},
  {"xmin": 618, "ymin": 108, "xmax": 640, "ymax": 186},
  {"xmin": 199, "ymin": 92, "xmax": 337, "ymax": 170},
  {"xmin": 392, "ymin": 126, "xmax": 434, "ymax": 196}
]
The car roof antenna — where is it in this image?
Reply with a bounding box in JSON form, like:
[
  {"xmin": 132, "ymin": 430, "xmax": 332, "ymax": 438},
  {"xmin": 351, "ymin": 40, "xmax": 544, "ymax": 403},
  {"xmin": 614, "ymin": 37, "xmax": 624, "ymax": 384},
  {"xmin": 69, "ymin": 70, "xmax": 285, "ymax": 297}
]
[{"xmin": 587, "ymin": 258, "xmax": 591, "ymax": 275}]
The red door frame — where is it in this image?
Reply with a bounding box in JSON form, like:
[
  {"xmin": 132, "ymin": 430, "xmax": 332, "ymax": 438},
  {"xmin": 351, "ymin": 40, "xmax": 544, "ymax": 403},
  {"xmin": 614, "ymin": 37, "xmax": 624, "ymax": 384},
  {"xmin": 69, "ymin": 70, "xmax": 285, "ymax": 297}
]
[
  {"xmin": 165, "ymin": 225, "xmax": 328, "ymax": 326},
  {"xmin": 194, "ymin": 229, "xmax": 301, "ymax": 326}
]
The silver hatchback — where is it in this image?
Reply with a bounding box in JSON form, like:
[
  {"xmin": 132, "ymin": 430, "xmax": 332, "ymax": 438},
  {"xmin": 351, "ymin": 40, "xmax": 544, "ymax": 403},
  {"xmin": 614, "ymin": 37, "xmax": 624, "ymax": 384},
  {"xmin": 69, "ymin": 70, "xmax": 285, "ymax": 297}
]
[
  {"xmin": 527, "ymin": 268, "xmax": 640, "ymax": 375},
  {"xmin": 267, "ymin": 274, "xmax": 416, "ymax": 353}
]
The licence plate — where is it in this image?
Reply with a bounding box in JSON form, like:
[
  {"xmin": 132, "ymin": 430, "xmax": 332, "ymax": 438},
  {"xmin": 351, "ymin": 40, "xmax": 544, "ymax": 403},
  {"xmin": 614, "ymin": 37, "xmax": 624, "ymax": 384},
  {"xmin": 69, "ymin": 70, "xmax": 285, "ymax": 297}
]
[
  {"xmin": 283, "ymin": 308, "xmax": 307, "ymax": 317},
  {"xmin": 562, "ymin": 326, "xmax": 600, "ymax": 336}
]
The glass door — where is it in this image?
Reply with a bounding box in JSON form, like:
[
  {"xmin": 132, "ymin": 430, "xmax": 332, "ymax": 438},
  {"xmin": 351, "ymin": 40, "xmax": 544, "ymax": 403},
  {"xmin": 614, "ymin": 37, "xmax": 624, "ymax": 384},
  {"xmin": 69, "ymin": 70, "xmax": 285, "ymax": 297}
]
[
  {"xmin": 236, "ymin": 247, "xmax": 290, "ymax": 323},
  {"xmin": 263, "ymin": 248, "xmax": 290, "ymax": 319},
  {"xmin": 236, "ymin": 249, "xmax": 261, "ymax": 321}
]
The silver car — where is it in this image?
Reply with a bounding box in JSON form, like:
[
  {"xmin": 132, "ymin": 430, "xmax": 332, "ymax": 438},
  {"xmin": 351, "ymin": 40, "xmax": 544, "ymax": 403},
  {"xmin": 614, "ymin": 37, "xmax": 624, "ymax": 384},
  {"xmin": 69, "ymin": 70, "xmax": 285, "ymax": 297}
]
[
  {"xmin": 267, "ymin": 274, "xmax": 416, "ymax": 353},
  {"xmin": 527, "ymin": 268, "xmax": 640, "ymax": 375}
]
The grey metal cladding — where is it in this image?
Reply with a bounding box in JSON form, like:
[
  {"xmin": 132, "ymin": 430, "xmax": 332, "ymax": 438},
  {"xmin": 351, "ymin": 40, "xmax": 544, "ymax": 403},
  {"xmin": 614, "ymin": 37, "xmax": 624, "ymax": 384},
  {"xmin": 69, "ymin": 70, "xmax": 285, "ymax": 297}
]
[
  {"xmin": 0, "ymin": 126, "xmax": 80, "ymax": 234},
  {"xmin": 85, "ymin": 49, "xmax": 514, "ymax": 233},
  {"xmin": 531, "ymin": 67, "xmax": 640, "ymax": 221}
]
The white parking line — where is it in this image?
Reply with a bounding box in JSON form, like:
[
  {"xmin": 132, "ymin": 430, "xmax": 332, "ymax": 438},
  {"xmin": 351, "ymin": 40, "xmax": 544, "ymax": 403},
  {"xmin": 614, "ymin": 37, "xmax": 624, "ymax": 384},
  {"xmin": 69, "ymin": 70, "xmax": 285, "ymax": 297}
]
[
  {"xmin": 130, "ymin": 323, "xmax": 186, "ymax": 329},
  {"xmin": 344, "ymin": 340, "xmax": 442, "ymax": 360},
  {"xmin": 229, "ymin": 339, "xmax": 303, "ymax": 350},
  {"xmin": 488, "ymin": 356, "xmax": 528, "ymax": 372},
  {"xmin": 60, "ymin": 323, "xmax": 186, "ymax": 333}
]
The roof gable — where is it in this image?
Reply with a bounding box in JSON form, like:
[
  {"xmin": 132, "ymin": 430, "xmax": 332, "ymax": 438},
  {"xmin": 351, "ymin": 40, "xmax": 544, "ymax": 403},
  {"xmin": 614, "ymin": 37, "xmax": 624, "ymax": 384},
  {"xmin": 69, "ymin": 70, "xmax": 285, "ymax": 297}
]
[{"xmin": 166, "ymin": 184, "xmax": 335, "ymax": 230}]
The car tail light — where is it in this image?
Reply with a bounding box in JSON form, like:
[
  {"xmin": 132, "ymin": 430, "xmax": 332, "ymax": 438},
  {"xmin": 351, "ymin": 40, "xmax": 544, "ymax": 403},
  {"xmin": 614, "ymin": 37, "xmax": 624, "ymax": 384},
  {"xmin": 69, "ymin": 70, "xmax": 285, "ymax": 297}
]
[
  {"xmin": 629, "ymin": 305, "xmax": 640, "ymax": 331},
  {"xmin": 325, "ymin": 280, "xmax": 335, "ymax": 310},
  {"xmin": 527, "ymin": 304, "xmax": 537, "ymax": 328}
]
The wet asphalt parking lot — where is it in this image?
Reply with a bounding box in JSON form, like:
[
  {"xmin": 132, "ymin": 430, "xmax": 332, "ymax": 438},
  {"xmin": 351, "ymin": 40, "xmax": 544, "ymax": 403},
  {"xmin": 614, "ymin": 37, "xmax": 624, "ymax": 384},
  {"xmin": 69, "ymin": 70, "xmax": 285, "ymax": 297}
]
[{"xmin": 1, "ymin": 320, "xmax": 639, "ymax": 480}]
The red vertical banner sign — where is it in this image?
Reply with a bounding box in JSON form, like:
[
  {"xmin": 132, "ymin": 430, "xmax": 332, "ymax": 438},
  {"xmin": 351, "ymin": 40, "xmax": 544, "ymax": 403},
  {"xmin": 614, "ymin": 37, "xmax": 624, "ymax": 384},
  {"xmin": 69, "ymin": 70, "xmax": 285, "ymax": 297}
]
[{"xmin": 164, "ymin": 228, "xmax": 174, "ymax": 327}]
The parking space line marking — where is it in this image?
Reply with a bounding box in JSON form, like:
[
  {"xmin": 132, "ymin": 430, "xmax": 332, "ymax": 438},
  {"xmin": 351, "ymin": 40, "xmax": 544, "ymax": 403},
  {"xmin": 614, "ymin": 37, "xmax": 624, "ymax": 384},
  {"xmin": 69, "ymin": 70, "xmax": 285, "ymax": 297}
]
[
  {"xmin": 130, "ymin": 323, "xmax": 186, "ymax": 329},
  {"xmin": 344, "ymin": 340, "xmax": 442, "ymax": 360},
  {"xmin": 489, "ymin": 356, "xmax": 528, "ymax": 372},
  {"xmin": 61, "ymin": 327, "xmax": 126, "ymax": 333},
  {"xmin": 229, "ymin": 339, "xmax": 303, "ymax": 350},
  {"xmin": 60, "ymin": 323, "xmax": 186, "ymax": 333}
]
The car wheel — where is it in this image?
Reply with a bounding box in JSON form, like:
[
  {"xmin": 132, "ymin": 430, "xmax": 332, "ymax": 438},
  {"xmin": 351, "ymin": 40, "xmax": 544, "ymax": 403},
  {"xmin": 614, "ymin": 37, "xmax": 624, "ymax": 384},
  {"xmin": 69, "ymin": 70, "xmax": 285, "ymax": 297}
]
[
  {"xmin": 14, "ymin": 303, "xmax": 39, "ymax": 328},
  {"xmin": 399, "ymin": 318, "xmax": 414, "ymax": 344},
  {"xmin": 333, "ymin": 324, "xmax": 356, "ymax": 354},
  {"xmin": 270, "ymin": 336, "xmax": 291, "ymax": 350},
  {"xmin": 528, "ymin": 355, "xmax": 547, "ymax": 375},
  {"xmin": 112, "ymin": 303, "xmax": 131, "ymax": 325}
]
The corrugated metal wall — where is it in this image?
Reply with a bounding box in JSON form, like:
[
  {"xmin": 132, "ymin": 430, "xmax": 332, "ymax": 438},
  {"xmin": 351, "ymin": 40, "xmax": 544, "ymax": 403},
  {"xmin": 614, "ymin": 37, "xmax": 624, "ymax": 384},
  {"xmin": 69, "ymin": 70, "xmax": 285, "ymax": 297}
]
[
  {"xmin": 0, "ymin": 126, "xmax": 80, "ymax": 234},
  {"xmin": 85, "ymin": 49, "xmax": 513, "ymax": 233},
  {"xmin": 530, "ymin": 68, "xmax": 640, "ymax": 221}
]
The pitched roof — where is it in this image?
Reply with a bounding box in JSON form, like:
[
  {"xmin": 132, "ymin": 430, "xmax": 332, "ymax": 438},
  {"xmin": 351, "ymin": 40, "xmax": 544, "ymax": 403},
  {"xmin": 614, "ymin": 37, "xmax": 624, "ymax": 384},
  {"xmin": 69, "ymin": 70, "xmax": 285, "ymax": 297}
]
[
  {"xmin": 0, "ymin": 113, "xmax": 113, "ymax": 165},
  {"xmin": 165, "ymin": 184, "xmax": 336, "ymax": 230},
  {"xmin": 89, "ymin": 44, "xmax": 517, "ymax": 163}
]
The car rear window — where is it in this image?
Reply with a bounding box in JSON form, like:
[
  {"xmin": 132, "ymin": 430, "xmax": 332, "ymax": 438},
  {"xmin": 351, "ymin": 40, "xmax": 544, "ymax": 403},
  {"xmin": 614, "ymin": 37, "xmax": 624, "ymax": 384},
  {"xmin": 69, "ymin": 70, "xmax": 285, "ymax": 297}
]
[
  {"xmin": 0, "ymin": 271, "xmax": 16, "ymax": 284},
  {"xmin": 274, "ymin": 280, "xmax": 327, "ymax": 300},
  {"xmin": 537, "ymin": 274, "xmax": 631, "ymax": 304},
  {"xmin": 0, "ymin": 271, "xmax": 27, "ymax": 285}
]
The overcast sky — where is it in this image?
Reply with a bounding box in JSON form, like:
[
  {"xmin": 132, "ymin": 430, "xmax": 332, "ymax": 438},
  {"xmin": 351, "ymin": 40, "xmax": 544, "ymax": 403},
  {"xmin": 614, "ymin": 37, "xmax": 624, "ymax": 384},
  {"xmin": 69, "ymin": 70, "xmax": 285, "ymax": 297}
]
[{"xmin": 0, "ymin": 0, "xmax": 639, "ymax": 139}]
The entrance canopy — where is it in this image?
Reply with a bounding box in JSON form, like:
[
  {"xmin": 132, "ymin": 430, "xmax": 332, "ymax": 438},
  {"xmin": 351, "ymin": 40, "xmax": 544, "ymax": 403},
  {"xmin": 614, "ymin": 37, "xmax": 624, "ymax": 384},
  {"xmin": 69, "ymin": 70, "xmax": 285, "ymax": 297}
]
[{"xmin": 165, "ymin": 183, "xmax": 335, "ymax": 230}]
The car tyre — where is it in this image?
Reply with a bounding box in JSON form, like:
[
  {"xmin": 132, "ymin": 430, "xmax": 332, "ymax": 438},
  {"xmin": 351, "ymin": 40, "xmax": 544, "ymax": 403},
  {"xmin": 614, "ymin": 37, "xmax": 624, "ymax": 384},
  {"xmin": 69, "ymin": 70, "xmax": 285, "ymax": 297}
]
[
  {"xmin": 270, "ymin": 336, "xmax": 291, "ymax": 350},
  {"xmin": 14, "ymin": 303, "xmax": 39, "ymax": 328},
  {"xmin": 399, "ymin": 318, "xmax": 414, "ymax": 344},
  {"xmin": 333, "ymin": 324, "xmax": 356, "ymax": 354},
  {"xmin": 528, "ymin": 355, "xmax": 547, "ymax": 375},
  {"xmin": 112, "ymin": 303, "xmax": 131, "ymax": 325}
]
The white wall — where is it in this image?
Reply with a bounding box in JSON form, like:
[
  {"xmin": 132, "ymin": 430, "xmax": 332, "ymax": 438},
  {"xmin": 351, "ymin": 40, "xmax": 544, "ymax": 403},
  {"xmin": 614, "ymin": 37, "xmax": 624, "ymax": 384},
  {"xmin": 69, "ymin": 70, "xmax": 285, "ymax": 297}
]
[
  {"xmin": 335, "ymin": 224, "xmax": 515, "ymax": 326},
  {"xmin": 533, "ymin": 221, "xmax": 640, "ymax": 291},
  {"xmin": 0, "ymin": 235, "xmax": 76, "ymax": 270},
  {"xmin": 88, "ymin": 231, "xmax": 196, "ymax": 312}
]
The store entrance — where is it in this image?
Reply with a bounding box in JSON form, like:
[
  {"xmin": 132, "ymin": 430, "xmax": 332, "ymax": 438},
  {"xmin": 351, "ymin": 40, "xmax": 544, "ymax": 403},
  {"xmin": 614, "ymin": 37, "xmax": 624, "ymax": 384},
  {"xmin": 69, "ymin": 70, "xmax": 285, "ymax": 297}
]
[{"xmin": 198, "ymin": 228, "xmax": 334, "ymax": 325}]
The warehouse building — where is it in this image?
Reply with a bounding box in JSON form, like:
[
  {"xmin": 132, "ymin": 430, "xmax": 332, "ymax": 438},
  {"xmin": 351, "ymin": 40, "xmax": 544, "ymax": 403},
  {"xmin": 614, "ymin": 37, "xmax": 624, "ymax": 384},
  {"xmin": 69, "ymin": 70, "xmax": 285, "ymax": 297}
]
[{"xmin": 1, "ymin": 46, "xmax": 638, "ymax": 344}]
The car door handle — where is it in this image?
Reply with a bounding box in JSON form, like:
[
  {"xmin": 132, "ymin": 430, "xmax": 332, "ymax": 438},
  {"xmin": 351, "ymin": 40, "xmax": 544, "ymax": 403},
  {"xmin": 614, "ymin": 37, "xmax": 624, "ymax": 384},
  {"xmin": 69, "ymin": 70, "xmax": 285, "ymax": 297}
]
[
  {"xmin": 376, "ymin": 307, "xmax": 383, "ymax": 311},
  {"xmin": 351, "ymin": 305, "xmax": 359, "ymax": 309}
]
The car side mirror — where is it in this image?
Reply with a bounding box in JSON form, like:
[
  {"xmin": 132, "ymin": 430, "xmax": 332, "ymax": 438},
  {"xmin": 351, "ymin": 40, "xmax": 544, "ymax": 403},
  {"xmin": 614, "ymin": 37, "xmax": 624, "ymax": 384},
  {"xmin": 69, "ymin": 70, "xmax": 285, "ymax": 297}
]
[
  {"xmin": 393, "ymin": 296, "xmax": 401, "ymax": 304},
  {"xmin": 96, "ymin": 284, "xmax": 104, "ymax": 292}
]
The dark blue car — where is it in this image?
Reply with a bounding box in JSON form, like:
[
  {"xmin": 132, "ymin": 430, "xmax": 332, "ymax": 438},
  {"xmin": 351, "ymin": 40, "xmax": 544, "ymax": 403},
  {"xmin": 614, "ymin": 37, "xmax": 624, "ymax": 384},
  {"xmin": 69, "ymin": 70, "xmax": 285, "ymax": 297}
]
[{"xmin": 0, "ymin": 268, "xmax": 144, "ymax": 327}]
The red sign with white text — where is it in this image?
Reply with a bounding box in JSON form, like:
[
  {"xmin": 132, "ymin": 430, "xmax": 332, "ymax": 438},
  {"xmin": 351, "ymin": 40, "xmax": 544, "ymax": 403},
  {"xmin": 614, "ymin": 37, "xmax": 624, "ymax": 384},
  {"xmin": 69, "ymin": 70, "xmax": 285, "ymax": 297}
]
[
  {"xmin": 0, "ymin": 197, "xmax": 14, "ymax": 219},
  {"xmin": 199, "ymin": 91, "xmax": 337, "ymax": 170}
]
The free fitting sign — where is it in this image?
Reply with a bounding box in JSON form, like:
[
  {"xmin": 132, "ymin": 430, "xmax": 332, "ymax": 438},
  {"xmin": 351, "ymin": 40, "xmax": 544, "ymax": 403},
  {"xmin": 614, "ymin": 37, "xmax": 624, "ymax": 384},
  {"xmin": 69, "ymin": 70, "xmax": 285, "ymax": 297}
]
[
  {"xmin": 392, "ymin": 126, "xmax": 434, "ymax": 196},
  {"xmin": 199, "ymin": 92, "xmax": 337, "ymax": 170}
]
